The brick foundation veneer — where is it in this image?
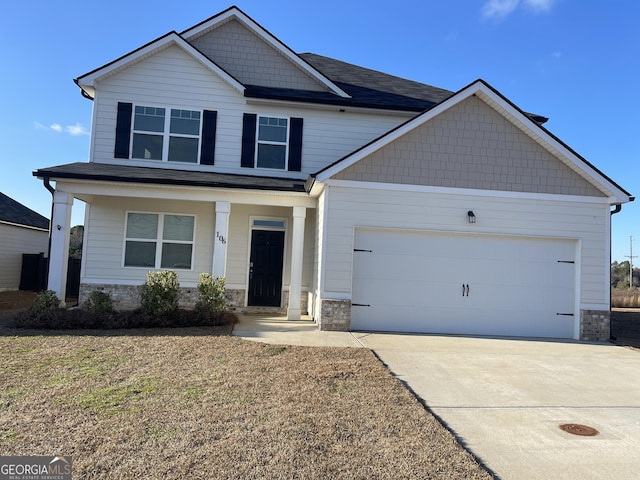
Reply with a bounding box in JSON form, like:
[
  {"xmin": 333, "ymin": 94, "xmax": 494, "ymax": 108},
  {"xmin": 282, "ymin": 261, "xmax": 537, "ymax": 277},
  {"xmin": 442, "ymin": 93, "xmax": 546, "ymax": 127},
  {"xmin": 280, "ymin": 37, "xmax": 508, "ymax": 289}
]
[
  {"xmin": 79, "ymin": 284, "xmax": 308, "ymax": 315},
  {"xmin": 580, "ymin": 310, "xmax": 610, "ymax": 341},
  {"xmin": 320, "ymin": 299, "xmax": 351, "ymax": 331}
]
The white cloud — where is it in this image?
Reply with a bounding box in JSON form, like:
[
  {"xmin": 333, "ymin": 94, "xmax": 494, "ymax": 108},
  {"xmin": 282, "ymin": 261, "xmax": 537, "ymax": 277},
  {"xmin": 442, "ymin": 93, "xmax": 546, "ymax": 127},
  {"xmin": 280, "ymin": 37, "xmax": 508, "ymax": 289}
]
[
  {"xmin": 482, "ymin": 0, "xmax": 520, "ymax": 19},
  {"xmin": 551, "ymin": 51, "xmax": 562, "ymax": 59},
  {"xmin": 34, "ymin": 121, "xmax": 90, "ymax": 136},
  {"xmin": 482, "ymin": 0, "xmax": 555, "ymax": 19},
  {"xmin": 66, "ymin": 123, "xmax": 90, "ymax": 136}
]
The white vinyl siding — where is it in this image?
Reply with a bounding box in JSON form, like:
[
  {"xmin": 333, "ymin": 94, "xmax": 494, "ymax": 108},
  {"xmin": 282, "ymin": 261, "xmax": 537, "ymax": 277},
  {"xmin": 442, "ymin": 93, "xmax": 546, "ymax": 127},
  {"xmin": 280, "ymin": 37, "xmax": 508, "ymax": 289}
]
[
  {"xmin": 0, "ymin": 223, "xmax": 49, "ymax": 291},
  {"xmin": 90, "ymin": 46, "xmax": 408, "ymax": 176},
  {"xmin": 321, "ymin": 184, "xmax": 610, "ymax": 309},
  {"xmin": 82, "ymin": 198, "xmax": 213, "ymax": 286},
  {"xmin": 81, "ymin": 196, "xmax": 315, "ymax": 293}
]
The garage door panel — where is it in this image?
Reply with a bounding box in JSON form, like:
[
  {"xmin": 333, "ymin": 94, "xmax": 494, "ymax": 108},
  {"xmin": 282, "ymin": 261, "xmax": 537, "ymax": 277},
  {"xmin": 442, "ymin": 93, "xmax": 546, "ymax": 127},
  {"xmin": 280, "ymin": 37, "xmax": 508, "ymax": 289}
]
[{"xmin": 351, "ymin": 229, "xmax": 576, "ymax": 338}]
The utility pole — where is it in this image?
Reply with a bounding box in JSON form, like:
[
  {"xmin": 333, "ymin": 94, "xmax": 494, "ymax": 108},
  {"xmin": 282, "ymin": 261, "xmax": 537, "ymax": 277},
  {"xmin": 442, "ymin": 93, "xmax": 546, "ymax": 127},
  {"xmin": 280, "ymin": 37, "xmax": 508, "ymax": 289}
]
[{"xmin": 625, "ymin": 236, "xmax": 637, "ymax": 288}]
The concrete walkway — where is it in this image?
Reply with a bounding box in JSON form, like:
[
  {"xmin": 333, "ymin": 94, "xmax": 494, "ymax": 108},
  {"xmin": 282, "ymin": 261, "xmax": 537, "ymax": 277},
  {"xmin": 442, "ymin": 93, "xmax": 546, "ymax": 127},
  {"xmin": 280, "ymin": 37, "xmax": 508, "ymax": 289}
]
[{"xmin": 233, "ymin": 317, "xmax": 640, "ymax": 480}]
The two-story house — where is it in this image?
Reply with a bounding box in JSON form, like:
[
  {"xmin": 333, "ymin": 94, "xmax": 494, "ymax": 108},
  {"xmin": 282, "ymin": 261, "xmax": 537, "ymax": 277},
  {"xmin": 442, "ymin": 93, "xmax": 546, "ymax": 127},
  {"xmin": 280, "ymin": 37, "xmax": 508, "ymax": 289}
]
[{"xmin": 34, "ymin": 6, "xmax": 632, "ymax": 340}]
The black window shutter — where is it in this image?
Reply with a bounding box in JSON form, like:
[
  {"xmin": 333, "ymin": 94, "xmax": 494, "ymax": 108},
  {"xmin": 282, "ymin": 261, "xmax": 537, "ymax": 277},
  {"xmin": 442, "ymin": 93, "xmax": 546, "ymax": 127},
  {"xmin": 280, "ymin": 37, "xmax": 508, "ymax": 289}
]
[
  {"xmin": 200, "ymin": 110, "xmax": 217, "ymax": 165},
  {"xmin": 241, "ymin": 113, "xmax": 257, "ymax": 168},
  {"xmin": 114, "ymin": 102, "xmax": 132, "ymax": 159},
  {"xmin": 288, "ymin": 117, "xmax": 303, "ymax": 172}
]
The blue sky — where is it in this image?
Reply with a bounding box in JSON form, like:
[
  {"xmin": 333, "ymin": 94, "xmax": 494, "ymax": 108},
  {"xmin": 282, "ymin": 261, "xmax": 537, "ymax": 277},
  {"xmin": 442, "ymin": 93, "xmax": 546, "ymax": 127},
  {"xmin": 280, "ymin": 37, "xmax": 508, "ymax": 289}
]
[{"xmin": 1, "ymin": 0, "xmax": 638, "ymax": 261}]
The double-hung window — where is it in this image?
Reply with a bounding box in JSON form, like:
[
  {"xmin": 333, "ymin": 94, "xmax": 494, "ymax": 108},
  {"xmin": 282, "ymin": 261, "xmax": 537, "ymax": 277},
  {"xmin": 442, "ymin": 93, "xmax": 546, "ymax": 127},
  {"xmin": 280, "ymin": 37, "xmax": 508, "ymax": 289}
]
[
  {"xmin": 131, "ymin": 106, "xmax": 201, "ymax": 163},
  {"xmin": 124, "ymin": 212, "xmax": 195, "ymax": 269},
  {"xmin": 256, "ymin": 116, "xmax": 289, "ymax": 169},
  {"xmin": 240, "ymin": 114, "xmax": 302, "ymax": 171}
]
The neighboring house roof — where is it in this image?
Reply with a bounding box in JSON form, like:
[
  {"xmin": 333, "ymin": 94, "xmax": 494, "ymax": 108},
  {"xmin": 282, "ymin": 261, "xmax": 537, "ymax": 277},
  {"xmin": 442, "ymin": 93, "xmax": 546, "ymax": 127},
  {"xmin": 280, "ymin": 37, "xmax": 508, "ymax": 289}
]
[
  {"xmin": 0, "ymin": 192, "xmax": 49, "ymax": 230},
  {"xmin": 33, "ymin": 163, "xmax": 307, "ymax": 193},
  {"xmin": 312, "ymin": 79, "xmax": 632, "ymax": 204}
]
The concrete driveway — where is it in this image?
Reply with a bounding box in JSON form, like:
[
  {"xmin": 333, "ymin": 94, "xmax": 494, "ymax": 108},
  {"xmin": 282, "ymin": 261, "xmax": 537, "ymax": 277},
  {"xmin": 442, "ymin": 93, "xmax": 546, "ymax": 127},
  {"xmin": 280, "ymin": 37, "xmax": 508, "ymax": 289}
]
[{"xmin": 355, "ymin": 333, "xmax": 640, "ymax": 480}]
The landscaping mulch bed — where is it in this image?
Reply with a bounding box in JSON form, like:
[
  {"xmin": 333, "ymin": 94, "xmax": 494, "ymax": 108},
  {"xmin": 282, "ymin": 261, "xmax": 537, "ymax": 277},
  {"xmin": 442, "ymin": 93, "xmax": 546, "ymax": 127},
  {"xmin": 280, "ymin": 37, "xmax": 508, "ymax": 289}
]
[{"xmin": 0, "ymin": 328, "xmax": 491, "ymax": 479}]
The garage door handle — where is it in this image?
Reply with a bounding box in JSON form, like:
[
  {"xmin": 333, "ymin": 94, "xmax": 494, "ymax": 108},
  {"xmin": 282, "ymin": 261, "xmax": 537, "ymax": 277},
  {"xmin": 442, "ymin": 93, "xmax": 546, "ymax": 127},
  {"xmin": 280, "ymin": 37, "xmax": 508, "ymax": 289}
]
[{"xmin": 462, "ymin": 284, "xmax": 469, "ymax": 297}]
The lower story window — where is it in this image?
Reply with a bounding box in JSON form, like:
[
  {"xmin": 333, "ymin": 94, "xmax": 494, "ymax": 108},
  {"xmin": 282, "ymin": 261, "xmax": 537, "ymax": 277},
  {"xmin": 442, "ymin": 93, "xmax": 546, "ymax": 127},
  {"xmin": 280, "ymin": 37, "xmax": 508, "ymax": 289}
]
[{"xmin": 124, "ymin": 212, "xmax": 195, "ymax": 269}]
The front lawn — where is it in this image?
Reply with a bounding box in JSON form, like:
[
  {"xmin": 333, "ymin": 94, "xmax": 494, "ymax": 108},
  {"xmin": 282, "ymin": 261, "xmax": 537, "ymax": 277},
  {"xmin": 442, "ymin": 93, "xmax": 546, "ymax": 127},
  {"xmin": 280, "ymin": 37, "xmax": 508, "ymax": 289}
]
[{"xmin": 0, "ymin": 326, "xmax": 491, "ymax": 479}]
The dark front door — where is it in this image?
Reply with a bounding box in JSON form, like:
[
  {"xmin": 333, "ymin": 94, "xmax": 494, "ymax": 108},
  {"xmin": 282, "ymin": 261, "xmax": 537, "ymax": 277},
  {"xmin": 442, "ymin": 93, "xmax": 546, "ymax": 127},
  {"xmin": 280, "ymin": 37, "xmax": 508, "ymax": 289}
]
[{"xmin": 248, "ymin": 230, "xmax": 285, "ymax": 307}]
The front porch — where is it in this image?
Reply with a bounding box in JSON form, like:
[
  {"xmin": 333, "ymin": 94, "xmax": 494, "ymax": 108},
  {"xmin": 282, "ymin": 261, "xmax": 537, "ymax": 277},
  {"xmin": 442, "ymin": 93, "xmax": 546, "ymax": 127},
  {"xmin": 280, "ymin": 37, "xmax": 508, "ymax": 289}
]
[{"xmin": 36, "ymin": 164, "xmax": 316, "ymax": 321}]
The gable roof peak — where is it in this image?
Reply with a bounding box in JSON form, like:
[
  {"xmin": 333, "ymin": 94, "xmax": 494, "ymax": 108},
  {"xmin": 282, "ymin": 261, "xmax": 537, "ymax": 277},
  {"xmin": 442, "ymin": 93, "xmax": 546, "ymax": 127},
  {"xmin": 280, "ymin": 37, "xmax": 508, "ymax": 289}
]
[{"xmin": 181, "ymin": 7, "xmax": 350, "ymax": 98}]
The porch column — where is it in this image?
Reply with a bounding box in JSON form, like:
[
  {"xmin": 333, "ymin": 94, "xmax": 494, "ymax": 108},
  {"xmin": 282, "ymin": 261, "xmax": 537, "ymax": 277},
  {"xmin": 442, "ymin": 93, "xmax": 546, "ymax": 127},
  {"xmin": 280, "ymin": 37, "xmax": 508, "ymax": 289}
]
[
  {"xmin": 287, "ymin": 206, "xmax": 306, "ymax": 320},
  {"xmin": 48, "ymin": 191, "xmax": 73, "ymax": 306},
  {"xmin": 212, "ymin": 201, "xmax": 230, "ymax": 277}
]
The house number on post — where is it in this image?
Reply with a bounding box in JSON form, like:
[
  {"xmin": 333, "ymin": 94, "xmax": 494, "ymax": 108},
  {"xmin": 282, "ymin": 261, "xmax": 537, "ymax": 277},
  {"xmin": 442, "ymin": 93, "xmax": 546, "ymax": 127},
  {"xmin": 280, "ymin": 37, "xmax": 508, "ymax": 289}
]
[{"xmin": 216, "ymin": 231, "xmax": 227, "ymax": 244}]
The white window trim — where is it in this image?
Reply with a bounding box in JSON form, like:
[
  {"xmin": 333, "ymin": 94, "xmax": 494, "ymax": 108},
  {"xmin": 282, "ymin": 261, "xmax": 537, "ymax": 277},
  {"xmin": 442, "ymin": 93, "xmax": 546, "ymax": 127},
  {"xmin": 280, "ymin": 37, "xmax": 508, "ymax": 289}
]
[
  {"xmin": 130, "ymin": 104, "xmax": 203, "ymax": 164},
  {"xmin": 255, "ymin": 115, "xmax": 290, "ymax": 171},
  {"xmin": 123, "ymin": 211, "xmax": 196, "ymax": 270}
]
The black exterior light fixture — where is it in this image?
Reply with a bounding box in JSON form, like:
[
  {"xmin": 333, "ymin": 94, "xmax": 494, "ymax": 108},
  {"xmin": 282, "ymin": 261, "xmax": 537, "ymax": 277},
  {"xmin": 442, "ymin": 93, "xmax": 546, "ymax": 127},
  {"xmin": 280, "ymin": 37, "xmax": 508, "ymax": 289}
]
[{"xmin": 467, "ymin": 211, "xmax": 476, "ymax": 224}]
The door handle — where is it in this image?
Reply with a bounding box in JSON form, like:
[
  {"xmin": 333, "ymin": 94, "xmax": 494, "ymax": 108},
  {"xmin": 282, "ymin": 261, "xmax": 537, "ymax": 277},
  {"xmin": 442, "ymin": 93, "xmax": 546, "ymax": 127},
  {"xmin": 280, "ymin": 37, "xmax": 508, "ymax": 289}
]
[{"xmin": 462, "ymin": 284, "xmax": 469, "ymax": 297}]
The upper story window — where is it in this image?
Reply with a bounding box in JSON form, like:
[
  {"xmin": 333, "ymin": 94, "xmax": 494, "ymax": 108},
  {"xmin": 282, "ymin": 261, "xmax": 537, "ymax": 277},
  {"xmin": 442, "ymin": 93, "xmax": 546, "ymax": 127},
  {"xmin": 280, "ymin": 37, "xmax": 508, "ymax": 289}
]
[
  {"xmin": 257, "ymin": 117, "xmax": 288, "ymax": 169},
  {"xmin": 241, "ymin": 113, "xmax": 303, "ymax": 172},
  {"xmin": 115, "ymin": 102, "xmax": 217, "ymax": 165},
  {"xmin": 132, "ymin": 106, "xmax": 201, "ymax": 163}
]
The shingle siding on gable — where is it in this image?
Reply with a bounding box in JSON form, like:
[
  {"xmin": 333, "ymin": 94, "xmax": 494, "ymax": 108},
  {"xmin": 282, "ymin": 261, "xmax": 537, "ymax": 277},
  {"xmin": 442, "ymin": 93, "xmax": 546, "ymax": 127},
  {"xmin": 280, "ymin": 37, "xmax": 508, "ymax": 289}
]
[
  {"xmin": 190, "ymin": 19, "xmax": 325, "ymax": 92},
  {"xmin": 334, "ymin": 96, "xmax": 604, "ymax": 197}
]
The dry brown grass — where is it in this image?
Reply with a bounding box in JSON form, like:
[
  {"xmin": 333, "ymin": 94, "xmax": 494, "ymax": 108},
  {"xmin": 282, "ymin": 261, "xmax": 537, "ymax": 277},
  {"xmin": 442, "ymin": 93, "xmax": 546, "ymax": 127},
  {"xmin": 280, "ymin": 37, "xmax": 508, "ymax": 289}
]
[
  {"xmin": 0, "ymin": 327, "xmax": 491, "ymax": 479},
  {"xmin": 612, "ymin": 288, "xmax": 640, "ymax": 308}
]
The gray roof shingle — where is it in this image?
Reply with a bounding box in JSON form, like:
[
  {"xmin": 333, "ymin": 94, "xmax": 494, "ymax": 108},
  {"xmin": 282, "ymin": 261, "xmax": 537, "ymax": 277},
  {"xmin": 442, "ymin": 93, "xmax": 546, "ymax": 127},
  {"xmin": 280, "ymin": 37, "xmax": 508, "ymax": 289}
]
[
  {"xmin": 33, "ymin": 163, "xmax": 307, "ymax": 193},
  {"xmin": 0, "ymin": 192, "xmax": 49, "ymax": 229}
]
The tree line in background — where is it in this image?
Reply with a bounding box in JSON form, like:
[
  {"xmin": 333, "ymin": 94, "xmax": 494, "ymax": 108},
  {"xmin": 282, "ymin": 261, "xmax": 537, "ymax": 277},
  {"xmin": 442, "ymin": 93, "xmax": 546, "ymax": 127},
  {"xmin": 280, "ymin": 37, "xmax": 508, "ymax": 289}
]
[{"xmin": 611, "ymin": 261, "xmax": 640, "ymax": 289}]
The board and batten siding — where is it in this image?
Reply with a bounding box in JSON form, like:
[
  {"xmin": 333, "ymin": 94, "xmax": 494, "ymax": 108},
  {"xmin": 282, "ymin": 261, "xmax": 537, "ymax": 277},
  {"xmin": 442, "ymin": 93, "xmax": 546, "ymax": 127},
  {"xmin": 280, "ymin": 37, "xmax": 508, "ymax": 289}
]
[
  {"xmin": 0, "ymin": 223, "xmax": 49, "ymax": 291},
  {"xmin": 321, "ymin": 184, "xmax": 610, "ymax": 308},
  {"xmin": 91, "ymin": 45, "xmax": 409, "ymax": 176}
]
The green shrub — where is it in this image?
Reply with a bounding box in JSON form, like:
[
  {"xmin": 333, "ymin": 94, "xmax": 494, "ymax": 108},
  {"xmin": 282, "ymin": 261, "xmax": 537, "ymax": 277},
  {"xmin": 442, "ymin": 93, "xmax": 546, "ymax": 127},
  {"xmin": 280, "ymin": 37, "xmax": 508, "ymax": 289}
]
[
  {"xmin": 32, "ymin": 290, "xmax": 60, "ymax": 316},
  {"xmin": 140, "ymin": 270, "xmax": 179, "ymax": 317},
  {"xmin": 195, "ymin": 273, "xmax": 226, "ymax": 315},
  {"xmin": 84, "ymin": 291, "xmax": 115, "ymax": 315}
]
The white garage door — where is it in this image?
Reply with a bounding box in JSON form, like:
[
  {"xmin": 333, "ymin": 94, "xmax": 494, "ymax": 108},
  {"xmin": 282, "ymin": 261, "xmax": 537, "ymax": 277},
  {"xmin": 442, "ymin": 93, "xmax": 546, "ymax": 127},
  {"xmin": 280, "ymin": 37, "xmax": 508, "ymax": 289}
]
[{"xmin": 351, "ymin": 228, "xmax": 577, "ymax": 338}]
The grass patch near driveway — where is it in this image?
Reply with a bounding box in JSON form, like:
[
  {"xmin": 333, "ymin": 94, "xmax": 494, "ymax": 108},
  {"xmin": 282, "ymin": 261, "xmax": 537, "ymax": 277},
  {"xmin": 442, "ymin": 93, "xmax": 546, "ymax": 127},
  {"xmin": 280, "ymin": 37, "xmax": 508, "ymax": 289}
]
[{"xmin": 0, "ymin": 327, "xmax": 491, "ymax": 479}]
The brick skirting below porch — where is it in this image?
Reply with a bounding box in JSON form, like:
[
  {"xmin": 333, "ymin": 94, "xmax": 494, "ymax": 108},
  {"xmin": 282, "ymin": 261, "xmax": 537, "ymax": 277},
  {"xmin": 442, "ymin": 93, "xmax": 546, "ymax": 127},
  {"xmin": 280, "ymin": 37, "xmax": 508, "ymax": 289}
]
[{"xmin": 79, "ymin": 283, "xmax": 308, "ymax": 315}]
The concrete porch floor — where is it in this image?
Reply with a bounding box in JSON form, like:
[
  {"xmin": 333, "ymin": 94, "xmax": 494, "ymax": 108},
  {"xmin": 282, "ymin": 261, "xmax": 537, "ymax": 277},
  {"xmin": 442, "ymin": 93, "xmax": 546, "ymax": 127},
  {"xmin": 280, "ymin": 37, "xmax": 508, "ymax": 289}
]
[{"xmin": 233, "ymin": 314, "xmax": 363, "ymax": 348}]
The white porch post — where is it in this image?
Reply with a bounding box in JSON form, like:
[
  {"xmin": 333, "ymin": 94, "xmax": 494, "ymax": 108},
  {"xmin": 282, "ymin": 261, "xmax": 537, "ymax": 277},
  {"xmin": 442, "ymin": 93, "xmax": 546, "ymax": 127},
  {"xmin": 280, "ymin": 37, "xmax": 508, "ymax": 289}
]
[
  {"xmin": 212, "ymin": 201, "xmax": 230, "ymax": 277},
  {"xmin": 48, "ymin": 191, "xmax": 73, "ymax": 306},
  {"xmin": 287, "ymin": 206, "xmax": 306, "ymax": 320}
]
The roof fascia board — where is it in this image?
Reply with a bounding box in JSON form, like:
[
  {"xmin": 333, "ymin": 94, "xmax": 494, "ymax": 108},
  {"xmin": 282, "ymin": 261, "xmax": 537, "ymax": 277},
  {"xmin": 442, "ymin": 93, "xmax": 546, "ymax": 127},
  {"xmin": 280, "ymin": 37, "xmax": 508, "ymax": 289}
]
[
  {"xmin": 245, "ymin": 96, "xmax": 416, "ymax": 117},
  {"xmin": 325, "ymin": 178, "xmax": 614, "ymax": 205},
  {"xmin": 181, "ymin": 6, "xmax": 351, "ymax": 99},
  {"xmin": 75, "ymin": 32, "xmax": 245, "ymax": 97},
  {"xmin": 316, "ymin": 79, "xmax": 631, "ymax": 203},
  {"xmin": 0, "ymin": 220, "xmax": 49, "ymax": 232},
  {"xmin": 51, "ymin": 178, "xmax": 316, "ymax": 208}
]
